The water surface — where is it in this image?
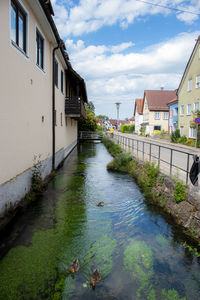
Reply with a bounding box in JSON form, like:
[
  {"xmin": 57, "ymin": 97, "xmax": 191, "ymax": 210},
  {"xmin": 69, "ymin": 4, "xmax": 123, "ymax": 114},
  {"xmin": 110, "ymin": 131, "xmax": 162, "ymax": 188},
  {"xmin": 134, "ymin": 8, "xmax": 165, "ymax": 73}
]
[{"xmin": 0, "ymin": 142, "xmax": 200, "ymax": 299}]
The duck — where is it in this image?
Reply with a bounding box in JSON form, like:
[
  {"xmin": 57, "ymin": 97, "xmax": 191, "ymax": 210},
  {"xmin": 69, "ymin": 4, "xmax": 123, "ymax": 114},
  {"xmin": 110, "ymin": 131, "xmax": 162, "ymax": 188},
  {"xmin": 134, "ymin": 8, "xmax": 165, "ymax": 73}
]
[
  {"xmin": 90, "ymin": 269, "xmax": 101, "ymax": 287},
  {"xmin": 97, "ymin": 202, "xmax": 104, "ymax": 207},
  {"xmin": 69, "ymin": 259, "xmax": 79, "ymax": 273}
]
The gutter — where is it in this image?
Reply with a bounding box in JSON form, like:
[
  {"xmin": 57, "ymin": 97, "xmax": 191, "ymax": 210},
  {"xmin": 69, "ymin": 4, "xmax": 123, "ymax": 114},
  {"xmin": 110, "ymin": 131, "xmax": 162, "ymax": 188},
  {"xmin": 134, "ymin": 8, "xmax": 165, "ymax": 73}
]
[{"xmin": 52, "ymin": 44, "xmax": 60, "ymax": 171}]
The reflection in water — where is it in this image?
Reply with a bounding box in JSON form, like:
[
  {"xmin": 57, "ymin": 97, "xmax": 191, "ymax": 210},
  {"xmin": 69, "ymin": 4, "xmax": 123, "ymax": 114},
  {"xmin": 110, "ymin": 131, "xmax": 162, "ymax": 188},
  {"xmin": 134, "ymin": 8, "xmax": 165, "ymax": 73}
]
[{"xmin": 0, "ymin": 142, "xmax": 200, "ymax": 299}]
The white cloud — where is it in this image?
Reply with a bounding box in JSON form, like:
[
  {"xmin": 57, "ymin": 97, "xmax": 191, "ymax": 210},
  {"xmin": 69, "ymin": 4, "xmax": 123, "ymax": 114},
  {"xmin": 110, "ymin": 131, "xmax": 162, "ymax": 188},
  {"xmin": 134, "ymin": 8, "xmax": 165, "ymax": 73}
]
[
  {"xmin": 52, "ymin": 0, "xmax": 200, "ymax": 37},
  {"xmin": 64, "ymin": 31, "xmax": 200, "ymax": 118}
]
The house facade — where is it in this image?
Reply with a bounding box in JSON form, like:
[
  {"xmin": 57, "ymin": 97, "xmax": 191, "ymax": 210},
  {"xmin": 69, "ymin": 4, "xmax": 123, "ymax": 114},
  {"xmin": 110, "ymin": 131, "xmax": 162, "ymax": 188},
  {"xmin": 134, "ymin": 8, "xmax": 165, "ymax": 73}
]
[
  {"xmin": 133, "ymin": 98, "xmax": 144, "ymax": 134},
  {"xmin": 167, "ymin": 97, "xmax": 178, "ymax": 134},
  {"xmin": 142, "ymin": 90, "xmax": 176, "ymax": 136},
  {"xmin": 177, "ymin": 36, "xmax": 200, "ymax": 138},
  {"xmin": 0, "ymin": 0, "xmax": 87, "ymax": 216}
]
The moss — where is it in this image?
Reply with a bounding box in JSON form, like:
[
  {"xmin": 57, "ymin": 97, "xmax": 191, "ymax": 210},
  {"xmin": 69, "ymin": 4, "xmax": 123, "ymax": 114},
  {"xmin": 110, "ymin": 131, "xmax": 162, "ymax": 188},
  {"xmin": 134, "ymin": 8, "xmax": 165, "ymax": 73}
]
[
  {"xmin": 123, "ymin": 239, "xmax": 153, "ymax": 298},
  {"xmin": 156, "ymin": 235, "xmax": 169, "ymax": 248}
]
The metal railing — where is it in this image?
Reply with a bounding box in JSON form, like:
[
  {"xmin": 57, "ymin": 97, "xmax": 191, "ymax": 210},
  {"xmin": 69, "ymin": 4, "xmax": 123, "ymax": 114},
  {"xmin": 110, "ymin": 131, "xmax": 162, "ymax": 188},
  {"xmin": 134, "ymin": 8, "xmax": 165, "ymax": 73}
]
[
  {"xmin": 65, "ymin": 96, "xmax": 86, "ymax": 119},
  {"xmin": 79, "ymin": 131, "xmax": 103, "ymax": 140},
  {"xmin": 106, "ymin": 132, "xmax": 195, "ymax": 185}
]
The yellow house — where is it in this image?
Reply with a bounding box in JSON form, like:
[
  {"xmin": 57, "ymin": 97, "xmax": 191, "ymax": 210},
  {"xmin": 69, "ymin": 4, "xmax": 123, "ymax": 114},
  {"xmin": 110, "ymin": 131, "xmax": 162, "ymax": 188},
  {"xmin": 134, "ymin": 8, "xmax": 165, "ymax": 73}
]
[
  {"xmin": 177, "ymin": 36, "xmax": 200, "ymax": 138},
  {"xmin": 0, "ymin": 0, "xmax": 87, "ymax": 216},
  {"xmin": 142, "ymin": 90, "xmax": 176, "ymax": 136}
]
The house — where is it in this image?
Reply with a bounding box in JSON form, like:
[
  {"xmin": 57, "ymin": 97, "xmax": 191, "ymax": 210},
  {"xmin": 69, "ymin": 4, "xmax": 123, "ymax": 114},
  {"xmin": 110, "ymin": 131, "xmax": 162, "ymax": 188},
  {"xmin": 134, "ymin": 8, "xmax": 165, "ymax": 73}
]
[
  {"xmin": 167, "ymin": 97, "xmax": 178, "ymax": 134},
  {"xmin": 133, "ymin": 98, "xmax": 144, "ymax": 134},
  {"xmin": 177, "ymin": 36, "xmax": 200, "ymax": 138},
  {"xmin": 142, "ymin": 90, "xmax": 176, "ymax": 136},
  {"xmin": 0, "ymin": 0, "xmax": 87, "ymax": 216}
]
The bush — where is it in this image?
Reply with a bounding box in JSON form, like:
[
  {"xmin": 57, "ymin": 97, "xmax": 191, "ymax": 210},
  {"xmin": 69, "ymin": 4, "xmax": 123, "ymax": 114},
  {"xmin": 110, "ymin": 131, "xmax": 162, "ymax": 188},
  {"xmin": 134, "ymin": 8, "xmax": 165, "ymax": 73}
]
[
  {"xmin": 171, "ymin": 129, "xmax": 180, "ymax": 143},
  {"xmin": 179, "ymin": 135, "xmax": 187, "ymax": 144},
  {"xmin": 107, "ymin": 152, "xmax": 132, "ymax": 173},
  {"xmin": 121, "ymin": 125, "xmax": 135, "ymax": 133},
  {"xmin": 102, "ymin": 137, "xmax": 121, "ymax": 157},
  {"xmin": 174, "ymin": 180, "xmax": 186, "ymax": 203}
]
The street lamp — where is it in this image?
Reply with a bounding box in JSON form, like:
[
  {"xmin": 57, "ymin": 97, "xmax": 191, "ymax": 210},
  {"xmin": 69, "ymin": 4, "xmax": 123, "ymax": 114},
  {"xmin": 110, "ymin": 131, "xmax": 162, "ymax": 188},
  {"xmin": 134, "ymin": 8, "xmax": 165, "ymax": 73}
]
[{"xmin": 115, "ymin": 102, "xmax": 121, "ymax": 131}]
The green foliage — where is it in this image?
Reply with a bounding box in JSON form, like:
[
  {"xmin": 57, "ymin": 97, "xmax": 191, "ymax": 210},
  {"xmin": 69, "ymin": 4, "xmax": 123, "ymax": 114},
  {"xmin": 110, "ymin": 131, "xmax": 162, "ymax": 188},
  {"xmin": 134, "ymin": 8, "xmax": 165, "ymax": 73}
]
[
  {"xmin": 140, "ymin": 126, "xmax": 146, "ymax": 136},
  {"xmin": 102, "ymin": 136, "xmax": 122, "ymax": 157},
  {"xmin": 182, "ymin": 241, "xmax": 200, "ymax": 257},
  {"xmin": 147, "ymin": 289, "xmax": 156, "ymax": 300},
  {"xmin": 171, "ymin": 129, "xmax": 180, "ymax": 143},
  {"xmin": 31, "ymin": 155, "xmax": 43, "ymax": 193},
  {"xmin": 161, "ymin": 288, "xmax": 186, "ymax": 300},
  {"xmin": 123, "ymin": 239, "xmax": 153, "ymax": 298},
  {"xmin": 174, "ymin": 180, "xmax": 186, "ymax": 203},
  {"xmin": 107, "ymin": 152, "xmax": 132, "ymax": 173},
  {"xmin": 96, "ymin": 114, "xmax": 109, "ymax": 120},
  {"xmin": 78, "ymin": 101, "xmax": 98, "ymax": 131},
  {"xmin": 179, "ymin": 135, "xmax": 187, "ymax": 144},
  {"xmin": 121, "ymin": 124, "xmax": 135, "ymax": 133}
]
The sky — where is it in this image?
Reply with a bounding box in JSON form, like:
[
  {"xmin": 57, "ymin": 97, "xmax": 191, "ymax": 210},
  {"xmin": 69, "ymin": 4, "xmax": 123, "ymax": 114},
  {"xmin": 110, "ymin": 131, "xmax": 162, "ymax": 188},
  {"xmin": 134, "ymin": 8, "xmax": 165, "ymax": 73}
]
[{"xmin": 51, "ymin": 0, "xmax": 200, "ymax": 119}]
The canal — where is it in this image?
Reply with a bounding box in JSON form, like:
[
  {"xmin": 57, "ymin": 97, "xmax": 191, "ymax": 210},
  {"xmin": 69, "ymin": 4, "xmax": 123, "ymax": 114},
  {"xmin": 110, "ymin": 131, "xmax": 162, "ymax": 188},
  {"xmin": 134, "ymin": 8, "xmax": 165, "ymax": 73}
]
[{"xmin": 0, "ymin": 142, "xmax": 200, "ymax": 299}]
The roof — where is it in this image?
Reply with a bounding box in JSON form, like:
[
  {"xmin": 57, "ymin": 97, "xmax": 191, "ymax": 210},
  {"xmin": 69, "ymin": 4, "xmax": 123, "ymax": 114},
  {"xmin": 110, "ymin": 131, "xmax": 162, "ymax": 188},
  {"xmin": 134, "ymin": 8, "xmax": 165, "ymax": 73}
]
[
  {"xmin": 144, "ymin": 90, "xmax": 177, "ymax": 111},
  {"xmin": 167, "ymin": 96, "xmax": 178, "ymax": 106},
  {"xmin": 134, "ymin": 98, "xmax": 144, "ymax": 115},
  {"xmin": 39, "ymin": 0, "xmax": 88, "ymax": 103},
  {"xmin": 178, "ymin": 36, "xmax": 200, "ymax": 94},
  {"xmin": 129, "ymin": 116, "xmax": 135, "ymax": 121}
]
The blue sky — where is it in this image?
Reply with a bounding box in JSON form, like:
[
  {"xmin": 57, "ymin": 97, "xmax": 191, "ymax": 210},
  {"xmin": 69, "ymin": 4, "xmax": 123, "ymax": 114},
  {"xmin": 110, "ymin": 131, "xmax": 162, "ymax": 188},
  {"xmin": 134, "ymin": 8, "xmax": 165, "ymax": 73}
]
[{"xmin": 52, "ymin": 0, "xmax": 200, "ymax": 119}]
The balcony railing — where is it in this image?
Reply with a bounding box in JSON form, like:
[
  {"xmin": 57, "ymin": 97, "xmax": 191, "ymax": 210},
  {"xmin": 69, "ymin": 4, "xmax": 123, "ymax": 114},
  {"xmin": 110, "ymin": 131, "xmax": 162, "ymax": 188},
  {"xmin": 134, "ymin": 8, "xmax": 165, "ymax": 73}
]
[{"xmin": 65, "ymin": 96, "xmax": 86, "ymax": 119}]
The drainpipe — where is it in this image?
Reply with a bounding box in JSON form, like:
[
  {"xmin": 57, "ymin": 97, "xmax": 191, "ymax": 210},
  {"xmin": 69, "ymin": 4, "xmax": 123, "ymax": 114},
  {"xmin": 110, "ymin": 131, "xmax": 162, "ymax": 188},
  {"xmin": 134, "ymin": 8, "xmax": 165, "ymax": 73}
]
[{"xmin": 52, "ymin": 44, "xmax": 59, "ymax": 171}]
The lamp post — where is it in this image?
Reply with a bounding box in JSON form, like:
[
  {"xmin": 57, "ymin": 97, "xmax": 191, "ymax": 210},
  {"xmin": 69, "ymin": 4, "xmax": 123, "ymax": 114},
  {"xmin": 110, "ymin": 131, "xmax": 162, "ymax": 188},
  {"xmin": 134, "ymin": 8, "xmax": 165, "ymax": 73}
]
[{"xmin": 115, "ymin": 102, "xmax": 121, "ymax": 131}]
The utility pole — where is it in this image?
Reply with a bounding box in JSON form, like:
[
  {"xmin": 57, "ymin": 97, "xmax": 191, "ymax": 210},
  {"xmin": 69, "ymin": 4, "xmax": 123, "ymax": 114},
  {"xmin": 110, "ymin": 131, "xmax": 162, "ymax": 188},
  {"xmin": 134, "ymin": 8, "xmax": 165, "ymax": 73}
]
[{"xmin": 115, "ymin": 102, "xmax": 121, "ymax": 131}]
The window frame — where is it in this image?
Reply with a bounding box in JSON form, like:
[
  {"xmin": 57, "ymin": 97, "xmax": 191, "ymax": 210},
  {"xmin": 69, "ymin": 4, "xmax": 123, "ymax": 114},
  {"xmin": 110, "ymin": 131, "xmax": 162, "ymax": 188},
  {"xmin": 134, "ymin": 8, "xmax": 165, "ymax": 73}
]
[
  {"xmin": 187, "ymin": 104, "xmax": 192, "ymax": 115},
  {"xmin": 196, "ymin": 75, "xmax": 200, "ymax": 89},
  {"xmin": 54, "ymin": 59, "xmax": 58, "ymax": 88},
  {"xmin": 36, "ymin": 28, "xmax": 45, "ymax": 71},
  {"xmin": 194, "ymin": 102, "xmax": 199, "ymax": 113},
  {"xmin": 189, "ymin": 127, "xmax": 196, "ymax": 139},
  {"xmin": 180, "ymin": 105, "xmax": 184, "ymax": 116},
  {"xmin": 163, "ymin": 111, "xmax": 169, "ymax": 120},
  {"xmin": 154, "ymin": 112, "xmax": 160, "ymax": 120},
  {"xmin": 61, "ymin": 70, "xmax": 64, "ymax": 93},
  {"xmin": 10, "ymin": 0, "xmax": 28, "ymax": 55},
  {"xmin": 187, "ymin": 78, "xmax": 192, "ymax": 92}
]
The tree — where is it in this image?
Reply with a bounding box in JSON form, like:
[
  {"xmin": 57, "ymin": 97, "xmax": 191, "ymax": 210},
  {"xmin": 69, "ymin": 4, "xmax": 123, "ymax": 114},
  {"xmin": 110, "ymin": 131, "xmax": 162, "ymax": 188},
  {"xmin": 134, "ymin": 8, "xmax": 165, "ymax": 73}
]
[
  {"xmin": 78, "ymin": 102, "xmax": 98, "ymax": 132},
  {"xmin": 96, "ymin": 115, "xmax": 109, "ymax": 120}
]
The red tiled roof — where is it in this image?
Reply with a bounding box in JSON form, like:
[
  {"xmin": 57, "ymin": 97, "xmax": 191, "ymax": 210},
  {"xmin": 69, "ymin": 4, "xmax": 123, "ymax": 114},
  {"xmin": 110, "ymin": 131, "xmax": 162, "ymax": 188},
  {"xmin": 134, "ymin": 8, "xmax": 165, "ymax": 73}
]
[
  {"xmin": 135, "ymin": 98, "xmax": 144, "ymax": 115},
  {"xmin": 144, "ymin": 90, "xmax": 177, "ymax": 111},
  {"xmin": 167, "ymin": 96, "xmax": 178, "ymax": 105},
  {"xmin": 129, "ymin": 116, "xmax": 135, "ymax": 121}
]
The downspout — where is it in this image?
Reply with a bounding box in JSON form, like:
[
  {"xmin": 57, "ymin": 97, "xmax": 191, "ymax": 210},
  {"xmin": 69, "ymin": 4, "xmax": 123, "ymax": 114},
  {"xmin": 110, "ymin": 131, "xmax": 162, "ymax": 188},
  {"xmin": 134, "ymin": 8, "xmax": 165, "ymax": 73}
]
[{"xmin": 52, "ymin": 44, "xmax": 59, "ymax": 171}]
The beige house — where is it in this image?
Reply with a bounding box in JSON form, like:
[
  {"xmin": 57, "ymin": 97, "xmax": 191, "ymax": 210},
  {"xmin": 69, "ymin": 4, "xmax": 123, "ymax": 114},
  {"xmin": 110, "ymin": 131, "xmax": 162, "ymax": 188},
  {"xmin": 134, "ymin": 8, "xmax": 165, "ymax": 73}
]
[
  {"xmin": 0, "ymin": 0, "xmax": 87, "ymax": 216},
  {"xmin": 142, "ymin": 90, "xmax": 176, "ymax": 136},
  {"xmin": 177, "ymin": 36, "xmax": 200, "ymax": 138}
]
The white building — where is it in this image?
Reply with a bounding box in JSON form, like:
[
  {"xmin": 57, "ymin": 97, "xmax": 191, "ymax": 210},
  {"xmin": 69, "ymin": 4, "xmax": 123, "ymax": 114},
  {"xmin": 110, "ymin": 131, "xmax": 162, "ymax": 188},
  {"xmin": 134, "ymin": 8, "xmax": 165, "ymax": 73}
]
[
  {"xmin": 133, "ymin": 98, "xmax": 144, "ymax": 134},
  {"xmin": 0, "ymin": 0, "xmax": 87, "ymax": 217}
]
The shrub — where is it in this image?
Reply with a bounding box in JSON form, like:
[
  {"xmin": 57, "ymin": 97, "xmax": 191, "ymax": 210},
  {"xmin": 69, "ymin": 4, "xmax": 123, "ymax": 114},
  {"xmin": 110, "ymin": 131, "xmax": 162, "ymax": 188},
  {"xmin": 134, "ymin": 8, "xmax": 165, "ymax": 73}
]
[
  {"xmin": 107, "ymin": 152, "xmax": 132, "ymax": 173},
  {"xmin": 174, "ymin": 180, "xmax": 186, "ymax": 203},
  {"xmin": 102, "ymin": 136, "xmax": 121, "ymax": 157},
  {"xmin": 140, "ymin": 126, "xmax": 146, "ymax": 136},
  {"xmin": 171, "ymin": 129, "xmax": 180, "ymax": 143},
  {"xmin": 179, "ymin": 135, "xmax": 187, "ymax": 144},
  {"xmin": 186, "ymin": 138, "xmax": 195, "ymax": 147}
]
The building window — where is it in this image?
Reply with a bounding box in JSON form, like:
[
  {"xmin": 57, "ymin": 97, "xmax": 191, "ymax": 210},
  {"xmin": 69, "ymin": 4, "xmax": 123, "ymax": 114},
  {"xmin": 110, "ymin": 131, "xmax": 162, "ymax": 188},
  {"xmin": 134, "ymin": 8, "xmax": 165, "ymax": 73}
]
[
  {"xmin": 61, "ymin": 70, "xmax": 64, "ymax": 93},
  {"xmin": 11, "ymin": 0, "xmax": 27, "ymax": 53},
  {"xmin": 189, "ymin": 127, "xmax": 196, "ymax": 139},
  {"xmin": 163, "ymin": 112, "xmax": 169, "ymax": 120},
  {"xmin": 187, "ymin": 104, "xmax": 192, "ymax": 115},
  {"xmin": 187, "ymin": 78, "xmax": 192, "ymax": 92},
  {"xmin": 154, "ymin": 125, "xmax": 161, "ymax": 131},
  {"xmin": 180, "ymin": 126, "xmax": 184, "ymax": 136},
  {"xmin": 60, "ymin": 113, "xmax": 63, "ymax": 126},
  {"xmin": 154, "ymin": 112, "xmax": 160, "ymax": 120},
  {"xmin": 54, "ymin": 59, "xmax": 58, "ymax": 88},
  {"xmin": 180, "ymin": 105, "xmax": 184, "ymax": 116},
  {"xmin": 194, "ymin": 102, "xmax": 199, "ymax": 113},
  {"xmin": 196, "ymin": 75, "xmax": 200, "ymax": 88},
  {"xmin": 36, "ymin": 30, "xmax": 44, "ymax": 69}
]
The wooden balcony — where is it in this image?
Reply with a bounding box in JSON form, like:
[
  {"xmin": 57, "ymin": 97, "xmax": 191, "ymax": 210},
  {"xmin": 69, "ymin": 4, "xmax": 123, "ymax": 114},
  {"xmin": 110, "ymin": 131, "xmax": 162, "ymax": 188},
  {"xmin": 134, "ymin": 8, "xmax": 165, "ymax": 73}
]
[{"xmin": 65, "ymin": 96, "xmax": 86, "ymax": 119}]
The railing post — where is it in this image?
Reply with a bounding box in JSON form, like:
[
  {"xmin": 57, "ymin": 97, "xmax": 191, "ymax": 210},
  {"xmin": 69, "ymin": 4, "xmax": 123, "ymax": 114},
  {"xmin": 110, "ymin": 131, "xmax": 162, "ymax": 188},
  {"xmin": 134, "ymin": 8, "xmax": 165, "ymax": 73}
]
[
  {"xmin": 143, "ymin": 141, "xmax": 144, "ymax": 161},
  {"xmin": 170, "ymin": 149, "xmax": 173, "ymax": 177},
  {"xmin": 137, "ymin": 140, "xmax": 138, "ymax": 157},
  {"xmin": 158, "ymin": 145, "xmax": 161, "ymax": 168},
  {"xmin": 186, "ymin": 153, "xmax": 190, "ymax": 185},
  {"xmin": 149, "ymin": 143, "xmax": 151, "ymax": 162}
]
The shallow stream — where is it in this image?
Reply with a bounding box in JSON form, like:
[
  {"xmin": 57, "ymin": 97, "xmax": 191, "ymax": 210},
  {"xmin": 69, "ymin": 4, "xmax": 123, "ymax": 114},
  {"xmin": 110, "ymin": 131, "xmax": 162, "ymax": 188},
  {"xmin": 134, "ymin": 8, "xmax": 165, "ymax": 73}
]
[{"xmin": 0, "ymin": 142, "xmax": 200, "ymax": 299}]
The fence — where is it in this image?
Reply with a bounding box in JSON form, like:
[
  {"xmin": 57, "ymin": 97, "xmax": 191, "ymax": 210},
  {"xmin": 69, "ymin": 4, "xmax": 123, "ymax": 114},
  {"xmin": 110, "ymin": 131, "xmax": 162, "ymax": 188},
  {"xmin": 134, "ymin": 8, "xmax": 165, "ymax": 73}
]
[
  {"xmin": 79, "ymin": 131, "xmax": 103, "ymax": 140},
  {"xmin": 106, "ymin": 132, "xmax": 196, "ymax": 185}
]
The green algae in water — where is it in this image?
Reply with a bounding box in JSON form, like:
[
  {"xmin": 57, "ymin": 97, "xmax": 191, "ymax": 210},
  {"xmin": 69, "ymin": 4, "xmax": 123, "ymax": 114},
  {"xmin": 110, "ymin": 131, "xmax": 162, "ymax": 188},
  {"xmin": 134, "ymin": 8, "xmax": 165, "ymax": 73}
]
[
  {"xmin": 123, "ymin": 239, "xmax": 153, "ymax": 298},
  {"xmin": 156, "ymin": 234, "xmax": 169, "ymax": 248},
  {"xmin": 82, "ymin": 234, "xmax": 117, "ymax": 278},
  {"xmin": 161, "ymin": 289, "xmax": 186, "ymax": 300}
]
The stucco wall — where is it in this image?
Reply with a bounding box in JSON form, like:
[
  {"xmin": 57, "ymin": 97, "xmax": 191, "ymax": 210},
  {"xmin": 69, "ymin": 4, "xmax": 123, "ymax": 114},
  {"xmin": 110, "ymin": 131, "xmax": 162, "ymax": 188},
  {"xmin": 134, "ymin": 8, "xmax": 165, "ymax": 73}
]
[
  {"xmin": 178, "ymin": 41, "xmax": 200, "ymax": 137},
  {"xmin": 0, "ymin": 0, "xmax": 79, "ymax": 216}
]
